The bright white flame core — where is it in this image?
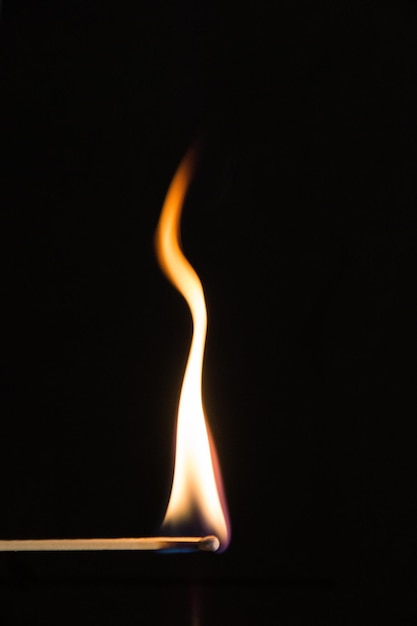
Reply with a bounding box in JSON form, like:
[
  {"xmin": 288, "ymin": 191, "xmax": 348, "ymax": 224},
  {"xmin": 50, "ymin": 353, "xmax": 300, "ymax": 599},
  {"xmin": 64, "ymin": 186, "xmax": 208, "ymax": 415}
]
[{"xmin": 155, "ymin": 147, "xmax": 230, "ymax": 550}]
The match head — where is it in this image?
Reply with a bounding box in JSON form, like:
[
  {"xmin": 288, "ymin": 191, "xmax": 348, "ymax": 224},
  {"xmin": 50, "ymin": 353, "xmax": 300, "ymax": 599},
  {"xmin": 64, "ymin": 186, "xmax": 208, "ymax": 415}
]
[{"xmin": 198, "ymin": 535, "xmax": 220, "ymax": 552}]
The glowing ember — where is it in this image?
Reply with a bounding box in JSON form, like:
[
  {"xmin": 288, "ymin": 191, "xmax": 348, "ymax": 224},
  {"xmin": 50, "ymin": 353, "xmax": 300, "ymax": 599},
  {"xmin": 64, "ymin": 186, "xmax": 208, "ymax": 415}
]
[{"xmin": 155, "ymin": 146, "xmax": 231, "ymax": 551}]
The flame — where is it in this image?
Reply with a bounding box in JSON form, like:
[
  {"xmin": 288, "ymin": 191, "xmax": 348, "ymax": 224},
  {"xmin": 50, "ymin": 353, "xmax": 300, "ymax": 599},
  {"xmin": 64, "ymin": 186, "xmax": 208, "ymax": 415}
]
[{"xmin": 154, "ymin": 146, "xmax": 231, "ymax": 551}]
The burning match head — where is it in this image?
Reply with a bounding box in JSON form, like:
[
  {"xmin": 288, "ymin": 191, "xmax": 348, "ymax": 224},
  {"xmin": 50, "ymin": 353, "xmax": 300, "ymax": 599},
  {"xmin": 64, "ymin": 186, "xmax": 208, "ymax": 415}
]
[
  {"xmin": 157, "ymin": 535, "xmax": 220, "ymax": 553},
  {"xmin": 196, "ymin": 535, "xmax": 220, "ymax": 552}
]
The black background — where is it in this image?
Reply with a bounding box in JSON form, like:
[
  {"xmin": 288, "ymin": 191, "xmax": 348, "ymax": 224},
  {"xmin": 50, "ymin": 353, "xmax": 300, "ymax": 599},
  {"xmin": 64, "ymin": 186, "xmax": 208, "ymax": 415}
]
[{"xmin": 1, "ymin": 1, "xmax": 417, "ymax": 624}]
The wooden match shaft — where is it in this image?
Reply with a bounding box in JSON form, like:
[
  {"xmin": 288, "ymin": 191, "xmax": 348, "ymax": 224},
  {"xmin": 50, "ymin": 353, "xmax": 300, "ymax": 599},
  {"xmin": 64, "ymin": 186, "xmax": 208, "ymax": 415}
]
[{"xmin": 0, "ymin": 536, "xmax": 220, "ymax": 553}]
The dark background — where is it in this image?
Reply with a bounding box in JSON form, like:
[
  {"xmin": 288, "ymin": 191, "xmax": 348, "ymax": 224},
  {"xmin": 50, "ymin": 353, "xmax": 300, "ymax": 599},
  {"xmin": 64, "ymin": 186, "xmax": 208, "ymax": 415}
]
[{"xmin": 1, "ymin": 1, "xmax": 417, "ymax": 623}]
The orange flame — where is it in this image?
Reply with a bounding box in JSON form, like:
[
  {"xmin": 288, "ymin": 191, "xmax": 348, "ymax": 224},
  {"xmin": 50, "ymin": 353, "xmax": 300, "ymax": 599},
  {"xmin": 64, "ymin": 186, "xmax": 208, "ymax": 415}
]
[{"xmin": 154, "ymin": 146, "xmax": 231, "ymax": 551}]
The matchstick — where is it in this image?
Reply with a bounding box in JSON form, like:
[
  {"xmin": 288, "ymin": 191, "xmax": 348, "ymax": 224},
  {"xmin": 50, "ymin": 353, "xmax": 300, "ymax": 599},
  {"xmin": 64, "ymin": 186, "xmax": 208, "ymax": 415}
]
[{"xmin": 0, "ymin": 536, "xmax": 220, "ymax": 553}]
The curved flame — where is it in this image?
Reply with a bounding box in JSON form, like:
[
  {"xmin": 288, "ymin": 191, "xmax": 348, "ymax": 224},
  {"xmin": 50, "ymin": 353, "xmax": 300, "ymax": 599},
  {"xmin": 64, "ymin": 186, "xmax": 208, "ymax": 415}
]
[{"xmin": 154, "ymin": 147, "xmax": 231, "ymax": 551}]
